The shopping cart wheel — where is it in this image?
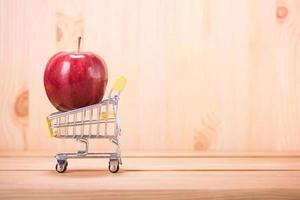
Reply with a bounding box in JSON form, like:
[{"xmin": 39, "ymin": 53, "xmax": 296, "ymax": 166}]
[
  {"xmin": 108, "ymin": 160, "xmax": 119, "ymax": 173},
  {"xmin": 55, "ymin": 160, "xmax": 68, "ymax": 173}
]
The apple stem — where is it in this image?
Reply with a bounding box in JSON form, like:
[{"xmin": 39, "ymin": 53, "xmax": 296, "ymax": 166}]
[{"xmin": 77, "ymin": 36, "xmax": 82, "ymax": 52}]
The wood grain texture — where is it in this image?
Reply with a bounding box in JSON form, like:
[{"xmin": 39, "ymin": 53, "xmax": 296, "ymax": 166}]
[
  {"xmin": 1, "ymin": 156, "xmax": 300, "ymax": 171},
  {"xmin": 1, "ymin": 189, "xmax": 300, "ymax": 200},
  {"xmin": 0, "ymin": 0, "xmax": 300, "ymax": 152},
  {"xmin": 0, "ymin": 156, "xmax": 300, "ymax": 199},
  {"xmin": 0, "ymin": 0, "xmax": 29, "ymax": 151}
]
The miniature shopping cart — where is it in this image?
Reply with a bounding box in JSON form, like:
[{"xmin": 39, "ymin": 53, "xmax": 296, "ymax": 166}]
[{"xmin": 46, "ymin": 76, "xmax": 126, "ymax": 173}]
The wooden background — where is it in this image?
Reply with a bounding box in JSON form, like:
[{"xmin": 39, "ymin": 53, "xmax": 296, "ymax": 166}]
[{"xmin": 0, "ymin": 0, "xmax": 300, "ymax": 153}]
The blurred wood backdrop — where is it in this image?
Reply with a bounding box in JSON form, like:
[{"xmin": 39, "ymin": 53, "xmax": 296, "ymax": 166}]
[{"xmin": 0, "ymin": 0, "xmax": 300, "ymax": 153}]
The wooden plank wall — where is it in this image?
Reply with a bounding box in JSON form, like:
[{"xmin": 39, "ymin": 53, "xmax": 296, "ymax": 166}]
[{"xmin": 0, "ymin": 0, "xmax": 300, "ymax": 153}]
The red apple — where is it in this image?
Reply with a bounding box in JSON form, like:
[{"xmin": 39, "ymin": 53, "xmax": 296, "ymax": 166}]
[{"xmin": 44, "ymin": 37, "xmax": 108, "ymax": 112}]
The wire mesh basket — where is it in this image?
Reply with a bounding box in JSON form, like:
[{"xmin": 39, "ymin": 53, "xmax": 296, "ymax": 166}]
[{"xmin": 46, "ymin": 76, "xmax": 126, "ymax": 173}]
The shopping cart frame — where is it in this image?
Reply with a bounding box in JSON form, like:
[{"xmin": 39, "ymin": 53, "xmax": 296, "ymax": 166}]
[{"xmin": 46, "ymin": 76, "xmax": 126, "ymax": 173}]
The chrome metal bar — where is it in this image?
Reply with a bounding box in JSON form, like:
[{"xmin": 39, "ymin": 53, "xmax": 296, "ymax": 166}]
[
  {"xmin": 55, "ymin": 135, "xmax": 114, "ymax": 139},
  {"xmin": 66, "ymin": 115, "xmax": 69, "ymax": 136},
  {"xmin": 73, "ymin": 113, "xmax": 77, "ymax": 137},
  {"xmin": 58, "ymin": 117, "xmax": 61, "ymax": 136},
  {"xmin": 89, "ymin": 109, "xmax": 92, "ymax": 136},
  {"xmin": 53, "ymin": 119, "xmax": 116, "ymax": 128},
  {"xmin": 48, "ymin": 99, "xmax": 112, "ymax": 119},
  {"xmin": 77, "ymin": 138, "xmax": 89, "ymax": 156},
  {"xmin": 113, "ymin": 103, "xmax": 118, "ymax": 136},
  {"xmin": 96, "ymin": 107, "xmax": 99, "ymax": 136},
  {"xmin": 97, "ymin": 105, "xmax": 101, "ymax": 136},
  {"xmin": 105, "ymin": 102, "xmax": 108, "ymax": 135},
  {"xmin": 56, "ymin": 152, "xmax": 118, "ymax": 159},
  {"xmin": 81, "ymin": 110, "xmax": 84, "ymax": 137}
]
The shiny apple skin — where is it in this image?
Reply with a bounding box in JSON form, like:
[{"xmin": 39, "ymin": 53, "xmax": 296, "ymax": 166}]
[{"xmin": 44, "ymin": 52, "xmax": 108, "ymax": 112}]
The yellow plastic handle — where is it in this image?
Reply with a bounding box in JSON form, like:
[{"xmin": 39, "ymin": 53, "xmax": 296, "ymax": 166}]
[
  {"xmin": 112, "ymin": 76, "xmax": 127, "ymax": 92},
  {"xmin": 100, "ymin": 112, "xmax": 115, "ymax": 120},
  {"xmin": 46, "ymin": 118, "xmax": 55, "ymax": 137}
]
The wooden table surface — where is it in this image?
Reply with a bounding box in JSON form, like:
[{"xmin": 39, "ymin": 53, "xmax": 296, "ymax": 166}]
[{"xmin": 1, "ymin": 153, "xmax": 300, "ymax": 200}]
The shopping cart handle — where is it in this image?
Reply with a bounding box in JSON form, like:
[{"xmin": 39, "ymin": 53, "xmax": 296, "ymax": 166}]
[
  {"xmin": 112, "ymin": 76, "xmax": 127, "ymax": 92},
  {"xmin": 46, "ymin": 117, "xmax": 55, "ymax": 137}
]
